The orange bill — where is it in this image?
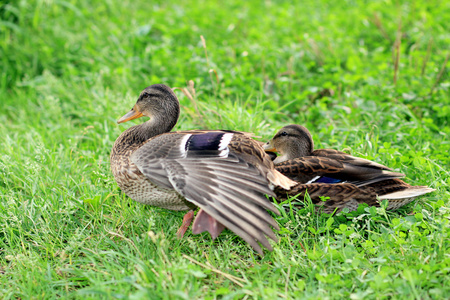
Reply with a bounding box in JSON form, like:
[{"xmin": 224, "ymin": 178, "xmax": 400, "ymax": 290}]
[
  {"xmin": 117, "ymin": 105, "xmax": 143, "ymax": 124},
  {"xmin": 263, "ymin": 143, "xmax": 277, "ymax": 152}
]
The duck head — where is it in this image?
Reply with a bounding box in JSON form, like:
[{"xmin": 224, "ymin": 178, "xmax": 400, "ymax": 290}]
[
  {"xmin": 117, "ymin": 84, "xmax": 181, "ymax": 136},
  {"xmin": 117, "ymin": 84, "xmax": 180, "ymax": 126},
  {"xmin": 264, "ymin": 124, "xmax": 314, "ymax": 163}
]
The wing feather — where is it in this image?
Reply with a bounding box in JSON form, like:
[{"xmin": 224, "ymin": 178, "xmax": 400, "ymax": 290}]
[
  {"xmin": 276, "ymin": 156, "xmax": 404, "ymax": 186},
  {"xmin": 131, "ymin": 132, "xmax": 279, "ymax": 254},
  {"xmin": 312, "ymin": 149, "xmax": 392, "ymax": 170}
]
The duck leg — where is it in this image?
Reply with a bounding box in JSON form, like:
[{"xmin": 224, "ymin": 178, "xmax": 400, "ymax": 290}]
[
  {"xmin": 176, "ymin": 210, "xmax": 195, "ymax": 238},
  {"xmin": 192, "ymin": 209, "xmax": 225, "ymax": 239}
]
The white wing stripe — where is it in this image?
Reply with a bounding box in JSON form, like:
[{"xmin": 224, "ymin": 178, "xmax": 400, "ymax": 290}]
[
  {"xmin": 306, "ymin": 176, "xmax": 320, "ymax": 184},
  {"xmin": 178, "ymin": 134, "xmax": 192, "ymax": 158},
  {"xmin": 219, "ymin": 133, "xmax": 233, "ymax": 150}
]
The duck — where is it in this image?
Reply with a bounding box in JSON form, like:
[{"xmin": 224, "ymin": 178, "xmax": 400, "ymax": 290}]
[
  {"xmin": 263, "ymin": 124, "xmax": 435, "ymax": 213},
  {"xmin": 110, "ymin": 84, "xmax": 296, "ymax": 254}
]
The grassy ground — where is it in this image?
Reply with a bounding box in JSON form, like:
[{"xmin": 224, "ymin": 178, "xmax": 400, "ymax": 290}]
[{"xmin": 1, "ymin": 0, "xmax": 449, "ymax": 298}]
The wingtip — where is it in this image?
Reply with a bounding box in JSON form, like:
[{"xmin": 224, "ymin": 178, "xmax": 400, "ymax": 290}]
[{"xmin": 253, "ymin": 244, "xmax": 265, "ymax": 256}]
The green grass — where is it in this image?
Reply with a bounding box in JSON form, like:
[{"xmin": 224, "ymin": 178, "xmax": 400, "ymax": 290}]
[{"xmin": 1, "ymin": 0, "xmax": 449, "ymax": 298}]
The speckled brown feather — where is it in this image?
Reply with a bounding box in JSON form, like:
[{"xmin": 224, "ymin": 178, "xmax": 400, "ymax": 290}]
[
  {"xmin": 275, "ymin": 156, "xmax": 343, "ymax": 183},
  {"xmin": 265, "ymin": 125, "xmax": 403, "ymax": 186},
  {"xmin": 274, "ymin": 178, "xmax": 433, "ymax": 213},
  {"xmin": 266, "ymin": 124, "xmax": 435, "ymax": 212},
  {"xmin": 274, "ymin": 156, "xmax": 404, "ymax": 186},
  {"xmin": 274, "ymin": 183, "xmax": 379, "ymax": 213},
  {"xmin": 111, "ymin": 124, "xmax": 191, "ymax": 211},
  {"xmin": 229, "ymin": 133, "xmax": 276, "ymax": 175},
  {"xmin": 310, "ymin": 149, "xmax": 392, "ymax": 170}
]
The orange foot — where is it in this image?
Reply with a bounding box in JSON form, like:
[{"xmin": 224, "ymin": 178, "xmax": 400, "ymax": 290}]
[
  {"xmin": 192, "ymin": 209, "xmax": 225, "ymax": 239},
  {"xmin": 176, "ymin": 210, "xmax": 195, "ymax": 239}
]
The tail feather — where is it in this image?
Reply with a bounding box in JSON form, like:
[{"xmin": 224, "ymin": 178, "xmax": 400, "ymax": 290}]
[
  {"xmin": 378, "ymin": 186, "xmax": 435, "ymax": 210},
  {"xmin": 378, "ymin": 186, "xmax": 435, "ymax": 200}
]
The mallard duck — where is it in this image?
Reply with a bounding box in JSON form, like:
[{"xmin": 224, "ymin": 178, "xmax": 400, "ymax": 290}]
[
  {"xmin": 264, "ymin": 124, "xmax": 435, "ymax": 213},
  {"xmin": 110, "ymin": 84, "xmax": 295, "ymax": 254}
]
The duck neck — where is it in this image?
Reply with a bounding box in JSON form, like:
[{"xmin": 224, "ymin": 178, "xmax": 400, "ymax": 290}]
[
  {"xmin": 134, "ymin": 112, "xmax": 179, "ymax": 142},
  {"xmin": 290, "ymin": 139, "xmax": 312, "ymax": 158},
  {"xmin": 275, "ymin": 140, "xmax": 312, "ymax": 163},
  {"xmin": 115, "ymin": 108, "xmax": 180, "ymax": 154}
]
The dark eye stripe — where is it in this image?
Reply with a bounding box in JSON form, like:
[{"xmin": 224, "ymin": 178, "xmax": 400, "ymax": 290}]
[
  {"xmin": 139, "ymin": 92, "xmax": 158, "ymax": 100},
  {"xmin": 275, "ymin": 132, "xmax": 296, "ymax": 138}
]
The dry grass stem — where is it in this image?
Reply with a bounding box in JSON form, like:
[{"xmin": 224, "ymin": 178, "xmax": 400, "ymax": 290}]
[
  {"xmin": 372, "ymin": 13, "xmax": 393, "ymax": 43},
  {"xmin": 421, "ymin": 38, "xmax": 433, "ymax": 76},
  {"xmin": 393, "ymin": 19, "xmax": 402, "ymax": 85},
  {"xmin": 429, "ymin": 52, "xmax": 450, "ymax": 95},
  {"xmin": 182, "ymin": 254, "xmax": 246, "ymax": 287}
]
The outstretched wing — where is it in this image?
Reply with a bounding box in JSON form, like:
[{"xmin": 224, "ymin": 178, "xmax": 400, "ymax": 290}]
[{"xmin": 131, "ymin": 131, "xmax": 279, "ymax": 254}]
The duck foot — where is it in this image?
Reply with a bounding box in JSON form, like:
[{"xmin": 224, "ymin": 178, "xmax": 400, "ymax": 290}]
[
  {"xmin": 192, "ymin": 209, "xmax": 225, "ymax": 239},
  {"xmin": 176, "ymin": 210, "xmax": 195, "ymax": 238}
]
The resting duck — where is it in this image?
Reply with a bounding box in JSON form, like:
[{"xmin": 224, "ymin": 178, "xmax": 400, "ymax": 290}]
[
  {"xmin": 264, "ymin": 125, "xmax": 435, "ymax": 213},
  {"xmin": 110, "ymin": 84, "xmax": 295, "ymax": 254}
]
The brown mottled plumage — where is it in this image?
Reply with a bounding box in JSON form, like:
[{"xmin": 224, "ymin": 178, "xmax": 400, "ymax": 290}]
[
  {"xmin": 110, "ymin": 84, "xmax": 295, "ymax": 254},
  {"xmin": 265, "ymin": 125, "xmax": 435, "ymax": 213}
]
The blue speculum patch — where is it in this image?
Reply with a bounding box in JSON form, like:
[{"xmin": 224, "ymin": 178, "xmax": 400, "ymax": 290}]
[
  {"xmin": 186, "ymin": 132, "xmax": 225, "ymax": 151},
  {"xmin": 315, "ymin": 177, "xmax": 343, "ymax": 184}
]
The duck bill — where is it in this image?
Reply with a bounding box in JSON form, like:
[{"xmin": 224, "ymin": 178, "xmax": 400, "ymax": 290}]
[
  {"xmin": 263, "ymin": 142, "xmax": 277, "ymax": 152},
  {"xmin": 117, "ymin": 106, "xmax": 144, "ymax": 124}
]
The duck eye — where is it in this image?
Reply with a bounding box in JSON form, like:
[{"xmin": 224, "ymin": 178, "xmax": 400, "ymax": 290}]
[{"xmin": 280, "ymin": 131, "xmax": 288, "ymax": 136}]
